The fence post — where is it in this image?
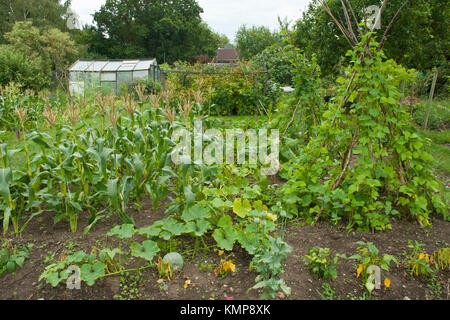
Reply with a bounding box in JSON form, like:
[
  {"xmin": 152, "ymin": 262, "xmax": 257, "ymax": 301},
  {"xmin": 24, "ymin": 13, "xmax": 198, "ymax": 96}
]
[
  {"xmin": 263, "ymin": 71, "xmax": 269, "ymax": 96},
  {"xmin": 182, "ymin": 72, "xmax": 187, "ymax": 87},
  {"xmin": 423, "ymin": 69, "xmax": 438, "ymax": 130},
  {"xmin": 161, "ymin": 71, "xmax": 166, "ymax": 91},
  {"xmin": 409, "ymin": 82, "xmax": 415, "ymax": 116}
]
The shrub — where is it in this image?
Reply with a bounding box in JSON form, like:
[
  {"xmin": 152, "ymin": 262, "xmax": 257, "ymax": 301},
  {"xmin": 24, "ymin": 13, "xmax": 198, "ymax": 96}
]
[
  {"xmin": 0, "ymin": 46, "xmax": 50, "ymax": 90},
  {"xmin": 163, "ymin": 62, "xmax": 272, "ymax": 116}
]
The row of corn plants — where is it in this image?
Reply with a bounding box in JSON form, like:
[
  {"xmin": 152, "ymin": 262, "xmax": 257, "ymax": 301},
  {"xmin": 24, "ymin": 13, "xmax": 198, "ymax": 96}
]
[{"xmin": 0, "ymin": 88, "xmax": 197, "ymax": 235}]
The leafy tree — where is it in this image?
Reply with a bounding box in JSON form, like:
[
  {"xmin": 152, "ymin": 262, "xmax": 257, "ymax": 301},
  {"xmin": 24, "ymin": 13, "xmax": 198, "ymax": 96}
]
[
  {"xmin": 294, "ymin": 0, "xmax": 449, "ymax": 76},
  {"xmin": 192, "ymin": 23, "xmax": 229, "ymax": 58},
  {"xmin": 74, "ymin": 26, "xmax": 110, "ymax": 60},
  {"xmin": 4, "ymin": 21, "xmax": 43, "ymax": 62},
  {"xmin": 0, "ymin": 0, "xmax": 71, "ymax": 42},
  {"xmin": 251, "ymin": 45, "xmax": 293, "ymax": 86},
  {"xmin": 235, "ymin": 25, "xmax": 282, "ymax": 60},
  {"xmin": 81, "ymin": 0, "xmax": 220, "ymax": 63},
  {"xmin": 4, "ymin": 21, "xmax": 77, "ymax": 72},
  {"xmin": 213, "ymin": 33, "xmax": 230, "ymax": 49},
  {"xmin": 41, "ymin": 27, "xmax": 78, "ymax": 71},
  {"xmin": 1, "ymin": 20, "xmax": 77, "ymax": 90}
]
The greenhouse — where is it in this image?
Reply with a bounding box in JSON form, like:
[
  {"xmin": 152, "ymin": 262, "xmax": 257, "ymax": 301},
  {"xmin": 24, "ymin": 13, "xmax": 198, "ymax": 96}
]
[{"xmin": 68, "ymin": 59, "xmax": 161, "ymax": 95}]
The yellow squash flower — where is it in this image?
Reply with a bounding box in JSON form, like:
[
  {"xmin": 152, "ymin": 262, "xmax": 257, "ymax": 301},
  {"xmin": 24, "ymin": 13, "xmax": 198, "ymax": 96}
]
[{"xmin": 384, "ymin": 278, "xmax": 391, "ymax": 288}]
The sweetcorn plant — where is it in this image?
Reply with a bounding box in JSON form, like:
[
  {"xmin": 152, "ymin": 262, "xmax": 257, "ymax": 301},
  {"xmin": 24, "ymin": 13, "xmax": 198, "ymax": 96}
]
[{"xmin": 1, "ymin": 93, "xmax": 181, "ymax": 235}]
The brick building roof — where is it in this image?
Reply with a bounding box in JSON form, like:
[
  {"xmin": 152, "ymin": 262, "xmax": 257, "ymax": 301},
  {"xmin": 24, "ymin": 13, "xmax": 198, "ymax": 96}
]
[{"xmin": 215, "ymin": 48, "xmax": 240, "ymax": 62}]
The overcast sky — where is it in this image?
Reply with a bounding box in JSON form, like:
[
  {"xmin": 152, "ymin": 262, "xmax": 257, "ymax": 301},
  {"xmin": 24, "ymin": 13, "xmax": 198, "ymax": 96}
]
[{"xmin": 70, "ymin": 0, "xmax": 312, "ymax": 42}]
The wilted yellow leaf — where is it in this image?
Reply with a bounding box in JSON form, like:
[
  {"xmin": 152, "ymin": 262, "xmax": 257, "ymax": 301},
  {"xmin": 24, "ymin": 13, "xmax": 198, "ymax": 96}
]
[
  {"xmin": 184, "ymin": 280, "xmax": 191, "ymax": 289},
  {"xmin": 213, "ymin": 266, "xmax": 221, "ymax": 277},
  {"xmin": 223, "ymin": 261, "xmax": 236, "ymax": 273},
  {"xmin": 357, "ymin": 264, "xmax": 363, "ymax": 278},
  {"xmin": 384, "ymin": 278, "xmax": 391, "ymax": 288}
]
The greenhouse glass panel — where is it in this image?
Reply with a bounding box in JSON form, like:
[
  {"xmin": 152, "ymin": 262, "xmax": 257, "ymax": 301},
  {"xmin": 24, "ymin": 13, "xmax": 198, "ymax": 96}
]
[
  {"xmin": 117, "ymin": 72, "xmax": 132, "ymax": 89},
  {"xmin": 118, "ymin": 63, "xmax": 137, "ymax": 72},
  {"xmin": 134, "ymin": 60, "xmax": 154, "ymax": 70},
  {"xmin": 133, "ymin": 70, "xmax": 148, "ymax": 81},
  {"xmin": 102, "ymin": 61, "xmax": 122, "ymax": 72},
  {"xmin": 89, "ymin": 61, "xmax": 108, "ymax": 71},
  {"xmin": 69, "ymin": 82, "xmax": 84, "ymax": 95},
  {"xmin": 150, "ymin": 67, "xmax": 154, "ymax": 81},
  {"xmin": 70, "ymin": 72, "xmax": 80, "ymax": 81},
  {"xmin": 100, "ymin": 82, "xmax": 116, "ymax": 94},
  {"xmin": 101, "ymin": 72, "xmax": 116, "ymax": 81},
  {"xmin": 70, "ymin": 61, "xmax": 92, "ymax": 71},
  {"xmin": 83, "ymin": 72, "xmax": 92, "ymax": 84},
  {"xmin": 90, "ymin": 72, "xmax": 101, "ymax": 86}
]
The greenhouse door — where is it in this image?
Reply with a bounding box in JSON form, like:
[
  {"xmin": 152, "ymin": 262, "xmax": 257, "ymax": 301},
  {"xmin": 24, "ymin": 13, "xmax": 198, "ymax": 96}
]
[{"xmin": 117, "ymin": 72, "xmax": 132, "ymax": 93}]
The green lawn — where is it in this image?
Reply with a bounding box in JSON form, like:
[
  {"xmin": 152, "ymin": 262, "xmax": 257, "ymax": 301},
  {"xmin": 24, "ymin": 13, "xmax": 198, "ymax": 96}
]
[{"xmin": 419, "ymin": 129, "xmax": 450, "ymax": 174}]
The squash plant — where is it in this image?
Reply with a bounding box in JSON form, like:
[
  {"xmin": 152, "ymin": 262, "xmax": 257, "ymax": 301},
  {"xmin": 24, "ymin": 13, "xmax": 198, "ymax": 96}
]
[{"xmin": 0, "ymin": 240, "xmax": 32, "ymax": 276}]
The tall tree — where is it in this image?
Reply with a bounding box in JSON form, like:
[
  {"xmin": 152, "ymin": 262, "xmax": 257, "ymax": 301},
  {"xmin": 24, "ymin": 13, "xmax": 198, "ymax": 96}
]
[
  {"xmin": 294, "ymin": 0, "xmax": 449, "ymax": 75},
  {"xmin": 4, "ymin": 21, "xmax": 78, "ymax": 72},
  {"xmin": 235, "ymin": 25, "xmax": 282, "ymax": 60},
  {"xmin": 192, "ymin": 23, "xmax": 230, "ymax": 58},
  {"xmin": 0, "ymin": 0, "xmax": 71, "ymax": 42},
  {"xmin": 81, "ymin": 0, "xmax": 220, "ymax": 63}
]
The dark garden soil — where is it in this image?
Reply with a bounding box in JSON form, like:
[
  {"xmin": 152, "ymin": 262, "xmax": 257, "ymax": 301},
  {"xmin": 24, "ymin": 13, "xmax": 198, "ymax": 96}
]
[{"xmin": 0, "ymin": 196, "xmax": 449, "ymax": 301}]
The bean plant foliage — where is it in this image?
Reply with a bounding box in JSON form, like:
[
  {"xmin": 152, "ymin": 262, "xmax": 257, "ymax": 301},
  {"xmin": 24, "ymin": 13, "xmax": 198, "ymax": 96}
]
[{"xmin": 281, "ymin": 34, "xmax": 448, "ymax": 231}]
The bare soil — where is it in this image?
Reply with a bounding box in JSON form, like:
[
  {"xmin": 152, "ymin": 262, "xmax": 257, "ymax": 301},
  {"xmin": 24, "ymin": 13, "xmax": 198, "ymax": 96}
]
[{"xmin": 0, "ymin": 197, "xmax": 449, "ymax": 301}]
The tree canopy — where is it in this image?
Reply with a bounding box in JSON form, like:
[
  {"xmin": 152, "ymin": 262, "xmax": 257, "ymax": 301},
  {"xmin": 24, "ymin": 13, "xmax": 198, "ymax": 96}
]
[
  {"xmin": 78, "ymin": 0, "xmax": 224, "ymax": 63},
  {"xmin": 235, "ymin": 25, "xmax": 282, "ymax": 61},
  {"xmin": 4, "ymin": 21, "xmax": 77, "ymax": 72},
  {"xmin": 0, "ymin": 0, "xmax": 71, "ymax": 42},
  {"xmin": 293, "ymin": 0, "xmax": 449, "ymax": 76}
]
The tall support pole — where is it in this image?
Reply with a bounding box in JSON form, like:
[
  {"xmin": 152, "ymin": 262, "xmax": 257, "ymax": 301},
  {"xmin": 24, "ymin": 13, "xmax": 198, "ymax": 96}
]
[{"xmin": 423, "ymin": 69, "xmax": 438, "ymax": 130}]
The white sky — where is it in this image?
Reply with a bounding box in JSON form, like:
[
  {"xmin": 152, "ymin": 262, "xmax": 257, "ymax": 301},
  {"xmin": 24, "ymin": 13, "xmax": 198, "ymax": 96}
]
[{"xmin": 69, "ymin": 0, "xmax": 312, "ymax": 42}]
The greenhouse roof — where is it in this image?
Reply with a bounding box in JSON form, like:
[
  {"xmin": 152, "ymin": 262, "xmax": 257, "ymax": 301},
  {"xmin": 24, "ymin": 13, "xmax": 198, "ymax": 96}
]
[{"xmin": 69, "ymin": 59, "xmax": 157, "ymax": 72}]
